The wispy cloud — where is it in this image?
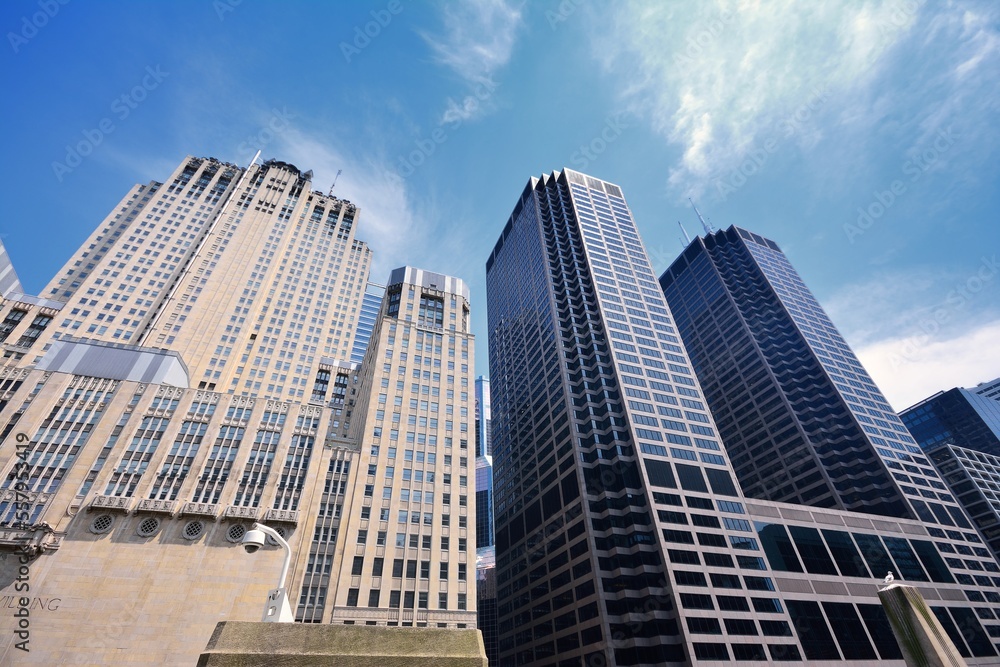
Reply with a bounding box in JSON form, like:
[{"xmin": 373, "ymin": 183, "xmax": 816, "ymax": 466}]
[
  {"xmin": 855, "ymin": 318, "xmax": 1000, "ymax": 411},
  {"xmin": 271, "ymin": 129, "xmax": 486, "ymax": 288},
  {"xmin": 824, "ymin": 263, "xmax": 1000, "ymax": 410},
  {"xmin": 593, "ymin": 1, "xmax": 998, "ymax": 199},
  {"xmin": 421, "ymin": 0, "xmax": 524, "ymax": 122}
]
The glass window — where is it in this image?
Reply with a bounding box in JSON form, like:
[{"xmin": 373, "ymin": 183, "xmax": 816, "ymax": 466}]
[
  {"xmin": 756, "ymin": 523, "xmax": 803, "ymax": 572},
  {"xmin": 821, "ymin": 529, "xmax": 869, "ymax": 578},
  {"xmin": 822, "ymin": 602, "xmax": 877, "ymax": 660},
  {"xmin": 930, "ymin": 608, "xmax": 971, "ymax": 658},
  {"xmin": 675, "ymin": 463, "xmax": 708, "ymax": 492},
  {"xmin": 910, "ymin": 539, "xmax": 955, "ymax": 584},
  {"xmin": 882, "ymin": 537, "xmax": 928, "ymax": 582},
  {"xmin": 852, "ymin": 533, "xmax": 896, "ymax": 581},
  {"xmin": 947, "ymin": 607, "xmax": 995, "ymax": 657},
  {"xmin": 856, "ymin": 604, "xmax": 903, "ymax": 660},
  {"xmin": 786, "ymin": 600, "xmax": 840, "ymax": 660},
  {"xmin": 789, "ymin": 526, "xmax": 837, "ymax": 575}
]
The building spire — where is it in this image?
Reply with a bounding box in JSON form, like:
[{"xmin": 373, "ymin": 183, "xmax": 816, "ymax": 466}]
[{"xmin": 689, "ymin": 198, "xmax": 713, "ymax": 235}]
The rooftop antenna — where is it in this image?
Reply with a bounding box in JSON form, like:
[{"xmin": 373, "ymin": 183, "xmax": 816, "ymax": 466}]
[
  {"xmin": 677, "ymin": 221, "xmax": 692, "ymax": 244},
  {"xmin": 689, "ymin": 198, "xmax": 713, "ymax": 235},
  {"xmin": 327, "ymin": 169, "xmax": 343, "ymax": 197}
]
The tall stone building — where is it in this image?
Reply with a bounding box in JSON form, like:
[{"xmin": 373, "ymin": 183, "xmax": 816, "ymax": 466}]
[
  {"xmin": 485, "ymin": 169, "xmax": 1000, "ymax": 665},
  {"xmin": 0, "ymin": 156, "xmax": 475, "ymax": 664}
]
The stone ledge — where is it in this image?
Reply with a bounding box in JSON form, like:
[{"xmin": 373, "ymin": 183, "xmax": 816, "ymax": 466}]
[{"xmin": 198, "ymin": 621, "xmax": 487, "ymax": 667}]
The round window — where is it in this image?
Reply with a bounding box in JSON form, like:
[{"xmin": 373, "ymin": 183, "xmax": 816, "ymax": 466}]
[
  {"xmin": 136, "ymin": 517, "xmax": 161, "ymax": 537},
  {"xmin": 90, "ymin": 514, "xmax": 115, "ymax": 534},
  {"xmin": 266, "ymin": 525, "xmax": 287, "ymax": 546},
  {"xmin": 182, "ymin": 520, "xmax": 205, "ymax": 540},
  {"xmin": 226, "ymin": 523, "xmax": 247, "ymax": 543}
]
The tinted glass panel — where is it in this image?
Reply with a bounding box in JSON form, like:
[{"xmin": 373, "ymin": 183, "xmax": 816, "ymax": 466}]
[
  {"xmin": 789, "ymin": 525, "xmax": 837, "ymax": 575},
  {"xmin": 852, "ymin": 533, "xmax": 896, "ymax": 580},
  {"xmin": 705, "ymin": 468, "xmax": 738, "ymax": 496},
  {"xmin": 910, "ymin": 539, "xmax": 955, "ymax": 584},
  {"xmin": 786, "ymin": 600, "xmax": 840, "ymax": 660},
  {"xmin": 931, "ymin": 607, "xmax": 971, "ymax": 658},
  {"xmin": 822, "ymin": 602, "xmax": 877, "ymax": 660},
  {"xmin": 821, "ymin": 529, "xmax": 869, "ymax": 578},
  {"xmin": 756, "ymin": 523, "xmax": 803, "ymax": 573},
  {"xmin": 948, "ymin": 608, "xmax": 997, "ymax": 657},
  {"xmin": 883, "ymin": 537, "xmax": 928, "ymax": 582},
  {"xmin": 674, "ymin": 463, "xmax": 708, "ymax": 492},
  {"xmin": 644, "ymin": 459, "xmax": 676, "ymax": 489},
  {"xmin": 856, "ymin": 604, "xmax": 903, "ymax": 660}
]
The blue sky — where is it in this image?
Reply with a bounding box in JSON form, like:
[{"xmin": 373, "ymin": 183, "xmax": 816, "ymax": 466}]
[{"xmin": 2, "ymin": 0, "xmax": 998, "ymax": 410}]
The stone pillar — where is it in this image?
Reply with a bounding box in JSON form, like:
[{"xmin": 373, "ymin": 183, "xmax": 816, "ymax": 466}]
[
  {"xmin": 197, "ymin": 621, "xmax": 489, "ymax": 666},
  {"xmin": 878, "ymin": 583, "xmax": 966, "ymax": 667}
]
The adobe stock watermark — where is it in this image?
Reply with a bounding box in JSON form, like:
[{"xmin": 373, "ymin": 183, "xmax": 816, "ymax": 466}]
[
  {"xmin": 51, "ymin": 66, "xmax": 169, "ymax": 183},
  {"xmin": 844, "ymin": 125, "xmax": 957, "ymax": 244},
  {"xmin": 889, "ymin": 254, "xmax": 998, "ymax": 370},
  {"xmin": 7, "ymin": 0, "xmax": 70, "ymax": 53},
  {"xmin": 236, "ymin": 107, "xmax": 296, "ymax": 156},
  {"xmin": 571, "ymin": 114, "xmax": 629, "ymax": 170},
  {"xmin": 11, "ymin": 433, "xmax": 31, "ymax": 653},
  {"xmin": 545, "ymin": 0, "xmax": 584, "ymax": 29},
  {"xmin": 213, "ymin": 0, "xmax": 242, "ymax": 20},
  {"xmin": 340, "ymin": 0, "xmax": 403, "ymax": 63},
  {"xmin": 712, "ymin": 85, "xmax": 830, "ymax": 203},
  {"xmin": 395, "ymin": 78, "xmax": 499, "ymax": 178},
  {"xmin": 671, "ymin": 6, "xmax": 737, "ymax": 67}
]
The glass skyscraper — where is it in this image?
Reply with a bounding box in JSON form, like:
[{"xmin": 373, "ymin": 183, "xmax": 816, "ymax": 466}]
[
  {"xmin": 660, "ymin": 226, "xmax": 971, "ymax": 529},
  {"xmin": 486, "ymin": 170, "xmax": 1000, "ymax": 665},
  {"xmin": 901, "ymin": 381, "xmax": 1000, "ymax": 457}
]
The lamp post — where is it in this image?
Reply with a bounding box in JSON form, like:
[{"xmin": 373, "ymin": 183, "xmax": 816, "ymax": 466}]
[{"xmin": 242, "ymin": 522, "xmax": 294, "ymax": 623}]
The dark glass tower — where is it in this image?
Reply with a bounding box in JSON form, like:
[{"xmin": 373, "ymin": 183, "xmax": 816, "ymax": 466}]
[
  {"xmin": 901, "ymin": 383, "xmax": 1000, "ymax": 457},
  {"xmin": 659, "ymin": 226, "xmax": 973, "ymax": 530},
  {"xmin": 486, "ymin": 173, "xmax": 1000, "ymax": 666}
]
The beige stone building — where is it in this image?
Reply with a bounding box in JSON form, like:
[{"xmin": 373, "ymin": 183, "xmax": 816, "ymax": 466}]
[{"xmin": 0, "ymin": 156, "xmax": 475, "ymax": 665}]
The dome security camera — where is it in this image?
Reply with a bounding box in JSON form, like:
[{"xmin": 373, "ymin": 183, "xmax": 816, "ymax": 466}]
[{"xmin": 242, "ymin": 528, "xmax": 266, "ymax": 554}]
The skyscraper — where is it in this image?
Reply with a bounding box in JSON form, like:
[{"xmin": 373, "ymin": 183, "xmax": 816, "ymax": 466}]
[
  {"xmin": 659, "ymin": 226, "xmax": 969, "ymax": 529},
  {"xmin": 0, "ymin": 156, "xmax": 476, "ymax": 664},
  {"xmin": 27, "ymin": 156, "xmax": 372, "ymax": 399},
  {"xmin": 475, "ymin": 376, "xmax": 492, "ymax": 458},
  {"xmin": 901, "ymin": 380, "xmax": 1000, "ymax": 561},
  {"xmin": 486, "ymin": 170, "xmax": 1000, "ymax": 665},
  {"xmin": 901, "ymin": 380, "xmax": 1000, "ymax": 457}
]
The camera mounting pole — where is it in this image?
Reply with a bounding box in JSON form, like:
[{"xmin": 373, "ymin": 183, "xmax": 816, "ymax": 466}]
[{"xmin": 243, "ymin": 522, "xmax": 294, "ymax": 623}]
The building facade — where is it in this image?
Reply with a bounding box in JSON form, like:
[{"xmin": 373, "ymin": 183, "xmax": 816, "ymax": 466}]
[
  {"xmin": 0, "ymin": 157, "xmax": 475, "ymax": 664},
  {"xmin": 660, "ymin": 226, "xmax": 970, "ymax": 530},
  {"xmin": 486, "ymin": 169, "xmax": 1000, "ymax": 665},
  {"xmin": 901, "ymin": 381, "xmax": 1000, "ymax": 457}
]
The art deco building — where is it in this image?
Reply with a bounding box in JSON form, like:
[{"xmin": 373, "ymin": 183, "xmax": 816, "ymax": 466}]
[
  {"xmin": 486, "ymin": 169, "xmax": 1000, "ymax": 666},
  {"xmin": 0, "ymin": 156, "xmax": 475, "ymax": 664}
]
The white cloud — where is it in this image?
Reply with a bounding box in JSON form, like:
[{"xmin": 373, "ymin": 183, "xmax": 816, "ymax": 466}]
[
  {"xmin": 823, "ymin": 262, "xmax": 1000, "ymax": 411},
  {"xmin": 422, "ymin": 0, "xmax": 524, "ymax": 122},
  {"xmin": 593, "ymin": 0, "xmax": 938, "ymax": 197},
  {"xmin": 271, "ymin": 129, "xmax": 487, "ymax": 289},
  {"xmin": 855, "ymin": 318, "xmax": 1000, "ymax": 411},
  {"xmin": 273, "ymin": 129, "xmax": 419, "ymax": 282}
]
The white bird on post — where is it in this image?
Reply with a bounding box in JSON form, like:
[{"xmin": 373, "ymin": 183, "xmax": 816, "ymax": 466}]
[{"xmin": 883, "ymin": 571, "xmax": 895, "ymax": 585}]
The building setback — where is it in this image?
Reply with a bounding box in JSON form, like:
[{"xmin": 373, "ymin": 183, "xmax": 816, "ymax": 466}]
[
  {"xmin": 486, "ymin": 169, "xmax": 1000, "ymax": 666},
  {"xmin": 0, "ymin": 156, "xmax": 476, "ymax": 664}
]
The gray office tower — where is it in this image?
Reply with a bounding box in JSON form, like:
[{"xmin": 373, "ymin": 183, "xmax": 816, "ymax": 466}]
[{"xmin": 486, "ymin": 170, "xmax": 1000, "ymax": 666}]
